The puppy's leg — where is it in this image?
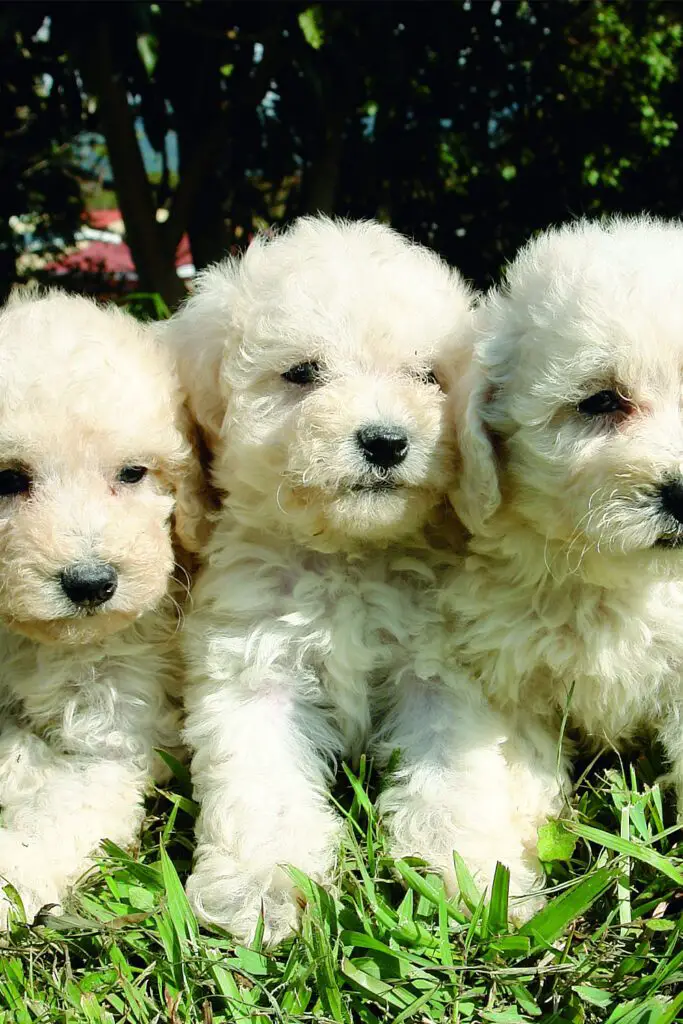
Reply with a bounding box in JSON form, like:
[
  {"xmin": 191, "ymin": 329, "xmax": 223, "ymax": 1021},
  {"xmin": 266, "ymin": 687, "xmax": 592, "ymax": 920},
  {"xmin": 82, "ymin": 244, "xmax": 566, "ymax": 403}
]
[
  {"xmin": 377, "ymin": 674, "xmax": 566, "ymax": 924},
  {"xmin": 658, "ymin": 712, "xmax": 683, "ymax": 820},
  {"xmin": 185, "ymin": 682, "xmax": 343, "ymax": 946},
  {"xmin": 0, "ymin": 725, "xmax": 147, "ymax": 929}
]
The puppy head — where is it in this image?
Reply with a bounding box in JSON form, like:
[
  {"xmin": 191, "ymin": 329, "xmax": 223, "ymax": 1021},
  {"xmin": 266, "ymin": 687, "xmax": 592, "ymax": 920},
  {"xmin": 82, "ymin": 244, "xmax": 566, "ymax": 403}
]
[
  {"xmin": 0, "ymin": 289, "xmax": 205, "ymax": 644},
  {"xmin": 453, "ymin": 216, "xmax": 683, "ymax": 575},
  {"xmin": 167, "ymin": 217, "xmax": 474, "ymax": 551}
]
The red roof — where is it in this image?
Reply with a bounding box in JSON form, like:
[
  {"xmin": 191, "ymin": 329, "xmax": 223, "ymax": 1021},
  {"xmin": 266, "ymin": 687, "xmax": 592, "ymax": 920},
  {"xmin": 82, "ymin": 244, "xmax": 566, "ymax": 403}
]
[
  {"xmin": 83, "ymin": 209, "xmax": 124, "ymax": 230},
  {"xmin": 47, "ymin": 233, "xmax": 193, "ymax": 278},
  {"xmin": 176, "ymin": 234, "xmax": 192, "ymax": 265},
  {"xmin": 54, "ymin": 240, "xmax": 136, "ymax": 275}
]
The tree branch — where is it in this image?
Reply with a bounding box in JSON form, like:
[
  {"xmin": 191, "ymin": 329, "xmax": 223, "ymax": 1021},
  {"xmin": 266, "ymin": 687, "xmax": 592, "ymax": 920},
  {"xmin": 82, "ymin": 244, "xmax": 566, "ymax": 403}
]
[
  {"xmin": 77, "ymin": 20, "xmax": 184, "ymax": 305},
  {"xmin": 164, "ymin": 29, "xmax": 285, "ymax": 253}
]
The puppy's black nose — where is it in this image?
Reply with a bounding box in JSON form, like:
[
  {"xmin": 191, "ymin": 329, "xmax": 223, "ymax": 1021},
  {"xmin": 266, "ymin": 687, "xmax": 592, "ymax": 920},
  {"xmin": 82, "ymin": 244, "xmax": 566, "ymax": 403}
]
[
  {"xmin": 659, "ymin": 479, "xmax": 683, "ymax": 525},
  {"xmin": 60, "ymin": 563, "xmax": 118, "ymax": 608},
  {"xmin": 356, "ymin": 425, "xmax": 409, "ymax": 468}
]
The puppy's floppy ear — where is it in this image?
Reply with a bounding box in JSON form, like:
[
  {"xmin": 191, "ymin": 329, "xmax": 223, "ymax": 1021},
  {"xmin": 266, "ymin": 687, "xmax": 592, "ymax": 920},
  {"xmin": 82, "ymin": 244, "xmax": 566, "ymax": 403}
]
[
  {"xmin": 449, "ymin": 341, "xmax": 501, "ymax": 535},
  {"xmin": 171, "ymin": 403, "xmax": 217, "ymax": 555},
  {"xmin": 160, "ymin": 260, "xmax": 241, "ymax": 450}
]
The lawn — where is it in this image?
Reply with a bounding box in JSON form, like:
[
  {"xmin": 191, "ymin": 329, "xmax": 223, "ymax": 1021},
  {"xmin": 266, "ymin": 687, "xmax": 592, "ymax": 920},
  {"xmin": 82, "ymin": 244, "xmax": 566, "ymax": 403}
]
[
  {"xmin": 1, "ymin": 748, "xmax": 682, "ymax": 1024},
  {"xmin": 2, "ymin": 296, "xmax": 680, "ymax": 1023}
]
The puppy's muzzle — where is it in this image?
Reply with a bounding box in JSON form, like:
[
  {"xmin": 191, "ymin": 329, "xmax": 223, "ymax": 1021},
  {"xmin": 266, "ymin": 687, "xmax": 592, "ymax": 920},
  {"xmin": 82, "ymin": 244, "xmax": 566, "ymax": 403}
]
[
  {"xmin": 356, "ymin": 425, "xmax": 409, "ymax": 469},
  {"xmin": 659, "ymin": 479, "xmax": 683, "ymax": 525},
  {"xmin": 655, "ymin": 478, "xmax": 683, "ymax": 548},
  {"xmin": 59, "ymin": 562, "xmax": 118, "ymax": 608}
]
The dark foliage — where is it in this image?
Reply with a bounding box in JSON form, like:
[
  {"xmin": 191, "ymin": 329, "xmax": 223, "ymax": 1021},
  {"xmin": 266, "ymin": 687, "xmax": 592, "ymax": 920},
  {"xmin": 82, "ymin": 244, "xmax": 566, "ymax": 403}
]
[{"xmin": 3, "ymin": 1, "xmax": 683, "ymax": 303}]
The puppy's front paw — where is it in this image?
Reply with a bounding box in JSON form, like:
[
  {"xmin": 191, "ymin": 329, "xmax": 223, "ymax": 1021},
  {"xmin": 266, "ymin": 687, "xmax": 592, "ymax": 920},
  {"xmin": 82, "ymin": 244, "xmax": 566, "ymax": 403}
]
[
  {"xmin": 385, "ymin": 797, "xmax": 546, "ymax": 927},
  {"xmin": 506, "ymin": 885, "xmax": 546, "ymax": 926},
  {"xmin": 440, "ymin": 845, "xmax": 546, "ymax": 925},
  {"xmin": 186, "ymin": 853, "xmax": 303, "ymax": 946},
  {"xmin": 0, "ymin": 830, "xmax": 62, "ymax": 931}
]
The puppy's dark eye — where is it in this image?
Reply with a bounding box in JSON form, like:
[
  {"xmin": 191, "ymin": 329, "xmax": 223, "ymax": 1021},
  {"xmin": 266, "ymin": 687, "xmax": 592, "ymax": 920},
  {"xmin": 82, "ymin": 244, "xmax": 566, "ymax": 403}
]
[
  {"xmin": 117, "ymin": 465, "xmax": 148, "ymax": 485},
  {"xmin": 0, "ymin": 468, "xmax": 31, "ymax": 497},
  {"xmin": 281, "ymin": 361, "xmax": 322, "ymax": 386},
  {"xmin": 577, "ymin": 390, "xmax": 629, "ymax": 416}
]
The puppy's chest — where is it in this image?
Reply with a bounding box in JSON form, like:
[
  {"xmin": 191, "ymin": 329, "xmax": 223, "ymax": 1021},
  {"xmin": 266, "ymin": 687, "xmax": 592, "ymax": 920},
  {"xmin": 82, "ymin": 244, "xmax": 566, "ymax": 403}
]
[
  {"xmin": 0, "ymin": 638, "xmax": 102, "ymax": 731},
  {"xmin": 0, "ymin": 630, "xmax": 174, "ymax": 743},
  {"xmin": 287, "ymin": 559, "xmax": 424, "ymax": 683},
  {"xmin": 456, "ymin": 577, "xmax": 683, "ymax": 741}
]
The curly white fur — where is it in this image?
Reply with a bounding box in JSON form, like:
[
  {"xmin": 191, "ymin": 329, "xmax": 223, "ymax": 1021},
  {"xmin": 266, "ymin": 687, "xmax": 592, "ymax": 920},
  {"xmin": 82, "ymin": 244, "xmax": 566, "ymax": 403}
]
[
  {"xmin": 444, "ymin": 216, "xmax": 683, "ymax": 911},
  {"xmin": 0, "ymin": 289, "xmax": 206, "ymax": 928},
  {"xmin": 165, "ymin": 216, "xmax": 478, "ymax": 944}
]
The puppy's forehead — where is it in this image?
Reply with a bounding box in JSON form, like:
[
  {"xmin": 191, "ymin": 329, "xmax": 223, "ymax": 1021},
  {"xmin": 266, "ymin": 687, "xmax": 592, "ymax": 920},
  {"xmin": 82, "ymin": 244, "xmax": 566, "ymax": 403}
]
[
  {"xmin": 240, "ymin": 224, "xmax": 469, "ymax": 365},
  {"xmin": 0, "ymin": 296, "xmax": 178, "ymax": 459},
  {"xmin": 495, "ymin": 219, "xmax": 683, "ymax": 386}
]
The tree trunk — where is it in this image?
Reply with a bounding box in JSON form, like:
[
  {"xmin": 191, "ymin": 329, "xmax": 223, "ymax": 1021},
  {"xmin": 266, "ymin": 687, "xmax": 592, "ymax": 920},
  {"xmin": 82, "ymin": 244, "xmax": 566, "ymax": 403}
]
[
  {"xmin": 0, "ymin": 242, "xmax": 17, "ymax": 303},
  {"xmin": 78, "ymin": 23, "xmax": 185, "ymax": 308},
  {"xmin": 186, "ymin": 172, "xmax": 232, "ymax": 271},
  {"xmin": 301, "ymin": 118, "xmax": 345, "ymax": 216},
  {"xmin": 172, "ymin": 47, "xmax": 232, "ymax": 272},
  {"xmin": 298, "ymin": 64, "xmax": 350, "ymax": 218}
]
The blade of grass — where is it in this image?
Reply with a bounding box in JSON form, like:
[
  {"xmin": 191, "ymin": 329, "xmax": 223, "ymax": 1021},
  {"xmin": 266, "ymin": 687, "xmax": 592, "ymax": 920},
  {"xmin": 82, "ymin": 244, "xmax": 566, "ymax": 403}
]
[
  {"xmin": 519, "ymin": 865, "xmax": 619, "ymax": 950},
  {"xmin": 159, "ymin": 841, "xmax": 199, "ymax": 948},
  {"xmin": 340, "ymin": 957, "xmax": 411, "ymax": 1011},
  {"xmin": 487, "ymin": 862, "xmax": 511, "ymax": 935},
  {"xmin": 618, "ymin": 804, "xmax": 632, "ymax": 935},
  {"xmin": 393, "ymin": 860, "xmax": 466, "ymax": 924},
  {"xmin": 564, "ymin": 821, "xmax": 683, "ymax": 884},
  {"xmin": 453, "ymin": 849, "xmax": 484, "ymax": 915}
]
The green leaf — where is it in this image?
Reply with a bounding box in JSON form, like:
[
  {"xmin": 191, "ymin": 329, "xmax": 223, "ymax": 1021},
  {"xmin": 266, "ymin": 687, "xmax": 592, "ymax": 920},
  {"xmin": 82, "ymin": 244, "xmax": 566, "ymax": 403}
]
[
  {"xmin": 155, "ymin": 842, "xmax": 198, "ymax": 992},
  {"xmin": 342, "ymin": 759, "xmax": 374, "ymax": 819},
  {"xmin": 341, "ymin": 957, "xmax": 410, "ymax": 1010},
  {"xmin": 481, "ymin": 1009, "xmax": 535, "ymax": 1023},
  {"xmin": 228, "ymin": 945, "xmax": 272, "ymax": 978},
  {"xmin": 298, "ymin": 6, "xmax": 324, "ymax": 49},
  {"xmin": 453, "ymin": 849, "xmax": 483, "ymax": 913},
  {"xmin": 340, "ymin": 931, "xmax": 433, "ymax": 978},
  {"xmin": 464, "ymin": 890, "xmax": 487, "ymax": 956},
  {"xmin": 564, "ymin": 820, "xmax": 683, "ymax": 884},
  {"xmin": 99, "ymin": 841, "xmax": 163, "ymax": 890},
  {"xmin": 210, "ymin": 962, "xmax": 265, "ymax": 1024},
  {"xmin": 396, "ymin": 888, "xmax": 414, "ymax": 931},
  {"xmin": 643, "ymin": 918, "xmax": 676, "ymax": 932},
  {"xmin": 437, "ymin": 888, "xmax": 454, "ymax": 970},
  {"xmin": 392, "ymin": 985, "xmax": 443, "ymax": 1024},
  {"xmin": 520, "ymin": 865, "xmax": 619, "ymax": 949},
  {"xmin": 510, "ymin": 984, "xmax": 542, "ymax": 1017},
  {"xmin": 537, "ymin": 820, "xmax": 578, "ymax": 862},
  {"xmin": 159, "ymin": 841, "xmax": 199, "ymax": 947},
  {"xmin": 154, "ymin": 748, "xmax": 192, "ymax": 790},
  {"xmin": 573, "ymin": 985, "xmax": 614, "ymax": 1008},
  {"xmin": 489, "ymin": 933, "xmax": 532, "ymax": 957},
  {"xmin": 605, "ymin": 997, "xmax": 680, "ymax": 1024},
  {"xmin": 136, "ymin": 34, "xmax": 158, "ymax": 76},
  {"xmin": 393, "ymin": 860, "xmax": 466, "ymax": 923},
  {"xmin": 1, "ymin": 882, "xmax": 26, "ymax": 925},
  {"xmin": 127, "ymin": 885, "xmax": 156, "ymax": 912},
  {"xmin": 658, "ymin": 991, "xmax": 683, "ymax": 1024},
  {"xmin": 487, "ymin": 862, "xmax": 511, "ymax": 934}
]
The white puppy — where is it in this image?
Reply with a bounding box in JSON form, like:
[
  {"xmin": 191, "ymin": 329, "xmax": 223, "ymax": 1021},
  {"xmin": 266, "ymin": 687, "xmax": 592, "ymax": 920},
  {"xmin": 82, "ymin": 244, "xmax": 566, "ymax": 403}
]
[
  {"xmin": 443, "ymin": 216, "xmax": 683, "ymax": 908},
  {"xmin": 166, "ymin": 216, "xmax": 474, "ymax": 944},
  {"xmin": 0, "ymin": 289, "xmax": 206, "ymax": 928}
]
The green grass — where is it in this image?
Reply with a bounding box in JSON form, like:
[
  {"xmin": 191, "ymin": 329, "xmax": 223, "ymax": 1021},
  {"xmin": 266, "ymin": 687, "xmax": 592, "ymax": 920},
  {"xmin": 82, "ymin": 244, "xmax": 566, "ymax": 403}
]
[{"xmin": 1, "ymin": 752, "xmax": 682, "ymax": 1024}]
